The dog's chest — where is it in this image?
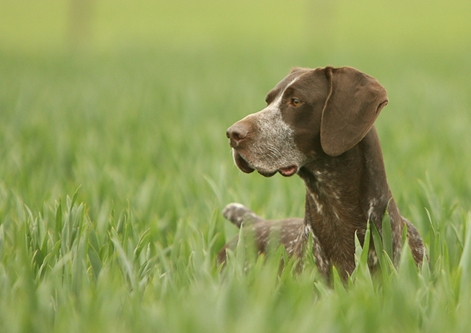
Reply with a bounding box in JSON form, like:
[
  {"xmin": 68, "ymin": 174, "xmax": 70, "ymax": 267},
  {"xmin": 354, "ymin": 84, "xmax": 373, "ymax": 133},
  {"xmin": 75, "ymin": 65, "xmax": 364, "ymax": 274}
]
[{"xmin": 302, "ymin": 170, "xmax": 367, "ymax": 268}]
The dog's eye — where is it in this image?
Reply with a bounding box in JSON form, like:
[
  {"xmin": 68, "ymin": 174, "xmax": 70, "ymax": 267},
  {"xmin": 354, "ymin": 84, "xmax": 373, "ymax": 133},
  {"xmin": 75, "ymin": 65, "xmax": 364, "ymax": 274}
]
[{"xmin": 291, "ymin": 98, "xmax": 302, "ymax": 107}]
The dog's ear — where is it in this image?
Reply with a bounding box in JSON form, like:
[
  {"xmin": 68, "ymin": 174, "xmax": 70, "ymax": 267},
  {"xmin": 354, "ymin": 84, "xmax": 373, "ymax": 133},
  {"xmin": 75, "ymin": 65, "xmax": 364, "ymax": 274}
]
[{"xmin": 320, "ymin": 66, "xmax": 388, "ymax": 157}]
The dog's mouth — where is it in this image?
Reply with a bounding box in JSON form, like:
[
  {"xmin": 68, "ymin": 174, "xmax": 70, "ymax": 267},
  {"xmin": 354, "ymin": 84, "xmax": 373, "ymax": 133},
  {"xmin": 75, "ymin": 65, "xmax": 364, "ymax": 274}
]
[
  {"xmin": 232, "ymin": 150, "xmax": 298, "ymax": 177},
  {"xmin": 233, "ymin": 150, "xmax": 255, "ymax": 174},
  {"xmin": 278, "ymin": 165, "xmax": 298, "ymax": 177}
]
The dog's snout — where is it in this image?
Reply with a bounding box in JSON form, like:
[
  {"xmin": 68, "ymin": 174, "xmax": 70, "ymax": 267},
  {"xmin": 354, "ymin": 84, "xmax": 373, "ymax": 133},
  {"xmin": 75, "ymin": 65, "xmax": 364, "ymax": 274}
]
[{"xmin": 226, "ymin": 122, "xmax": 250, "ymax": 146}]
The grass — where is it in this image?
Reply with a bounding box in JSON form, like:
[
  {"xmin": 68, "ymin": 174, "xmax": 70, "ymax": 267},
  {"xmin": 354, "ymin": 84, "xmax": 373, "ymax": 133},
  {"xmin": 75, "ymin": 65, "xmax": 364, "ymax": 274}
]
[{"xmin": 0, "ymin": 0, "xmax": 471, "ymax": 332}]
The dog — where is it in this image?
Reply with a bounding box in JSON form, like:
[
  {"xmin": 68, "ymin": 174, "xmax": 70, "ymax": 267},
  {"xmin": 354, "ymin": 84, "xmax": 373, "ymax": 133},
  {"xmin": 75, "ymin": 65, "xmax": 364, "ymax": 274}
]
[
  {"xmin": 217, "ymin": 203, "xmax": 305, "ymax": 265},
  {"xmin": 219, "ymin": 66, "xmax": 426, "ymax": 281}
]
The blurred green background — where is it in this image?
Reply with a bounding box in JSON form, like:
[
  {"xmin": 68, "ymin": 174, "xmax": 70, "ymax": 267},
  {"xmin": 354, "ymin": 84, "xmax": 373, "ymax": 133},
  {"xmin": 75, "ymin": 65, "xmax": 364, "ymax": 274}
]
[
  {"xmin": 0, "ymin": 1, "xmax": 471, "ymax": 332},
  {"xmin": 1, "ymin": 0, "xmax": 470, "ymax": 205}
]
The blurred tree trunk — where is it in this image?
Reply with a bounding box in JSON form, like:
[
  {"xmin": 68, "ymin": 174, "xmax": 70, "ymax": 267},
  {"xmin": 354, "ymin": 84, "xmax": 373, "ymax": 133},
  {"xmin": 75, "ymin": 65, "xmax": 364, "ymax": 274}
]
[{"xmin": 68, "ymin": 0, "xmax": 94, "ymax": 50}]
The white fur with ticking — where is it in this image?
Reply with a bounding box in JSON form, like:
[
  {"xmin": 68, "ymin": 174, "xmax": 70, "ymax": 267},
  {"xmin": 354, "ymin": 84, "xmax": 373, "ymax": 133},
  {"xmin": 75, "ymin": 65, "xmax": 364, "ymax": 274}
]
[{"xmin": 233, "ymin": 77, "xmax": 307, "ymax": 175}]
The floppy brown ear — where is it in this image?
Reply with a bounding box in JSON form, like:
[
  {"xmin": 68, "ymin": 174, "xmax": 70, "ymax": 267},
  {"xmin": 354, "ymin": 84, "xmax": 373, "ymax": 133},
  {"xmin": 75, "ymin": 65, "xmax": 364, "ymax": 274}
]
[{"xmin": 320, "ymin": 66, "xmax": 388, "ymax": 157}]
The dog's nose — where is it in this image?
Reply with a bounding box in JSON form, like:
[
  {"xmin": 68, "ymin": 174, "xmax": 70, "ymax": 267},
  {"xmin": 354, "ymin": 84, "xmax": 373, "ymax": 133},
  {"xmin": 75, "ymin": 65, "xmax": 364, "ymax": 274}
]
[{"xmin": 226, "ymin": 122, "xmax": 250, "ymax": 146}]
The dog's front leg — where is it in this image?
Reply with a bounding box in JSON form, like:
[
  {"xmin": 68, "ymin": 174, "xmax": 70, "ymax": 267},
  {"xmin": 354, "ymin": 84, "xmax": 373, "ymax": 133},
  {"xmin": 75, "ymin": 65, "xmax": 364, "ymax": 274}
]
[{"xmin": 218, "ymin": 203, "xmax": 305, "ymax": 264}]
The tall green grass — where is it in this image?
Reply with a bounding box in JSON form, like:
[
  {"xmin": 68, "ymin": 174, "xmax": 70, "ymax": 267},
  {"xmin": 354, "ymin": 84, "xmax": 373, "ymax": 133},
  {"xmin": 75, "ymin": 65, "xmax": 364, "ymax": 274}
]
[{"xmin": 0, "ymin": 0, "xmax": 471, "ymax": 332}]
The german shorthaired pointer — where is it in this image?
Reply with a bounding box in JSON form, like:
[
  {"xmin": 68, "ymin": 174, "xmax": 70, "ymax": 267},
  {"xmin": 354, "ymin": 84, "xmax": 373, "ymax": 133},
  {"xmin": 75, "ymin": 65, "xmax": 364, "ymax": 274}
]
[{"xmin": 219, "ymin": 66, "xmax": 425, "ymax": 281}]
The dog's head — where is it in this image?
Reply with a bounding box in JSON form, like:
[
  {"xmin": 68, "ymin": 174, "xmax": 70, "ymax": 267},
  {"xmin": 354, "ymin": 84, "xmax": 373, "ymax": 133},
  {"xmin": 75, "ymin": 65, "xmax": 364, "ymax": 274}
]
[{"xmin": 226, "ymin": 66, "xmax": 388, "ymax": 177}]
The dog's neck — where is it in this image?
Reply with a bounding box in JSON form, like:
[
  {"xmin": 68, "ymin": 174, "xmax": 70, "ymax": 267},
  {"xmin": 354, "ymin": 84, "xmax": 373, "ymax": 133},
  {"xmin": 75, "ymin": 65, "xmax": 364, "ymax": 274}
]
[{"xmin": 298, "ymin": 127, "xmax": 391, "ymax": 274}]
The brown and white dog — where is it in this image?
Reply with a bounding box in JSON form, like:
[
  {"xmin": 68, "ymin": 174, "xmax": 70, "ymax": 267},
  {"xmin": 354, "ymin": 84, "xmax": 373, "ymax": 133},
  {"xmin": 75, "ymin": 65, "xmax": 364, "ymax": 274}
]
[{"xmin": 219, "ymin": 66, "xmax": 425, "ymax": 281}]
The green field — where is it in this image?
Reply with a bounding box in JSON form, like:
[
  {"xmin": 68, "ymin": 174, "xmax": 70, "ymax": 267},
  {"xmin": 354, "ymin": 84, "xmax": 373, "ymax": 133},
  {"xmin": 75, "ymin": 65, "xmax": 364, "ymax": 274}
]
[{"xmin": 1, "ymin": 0, "xmax": 471, "ymax": 332}]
